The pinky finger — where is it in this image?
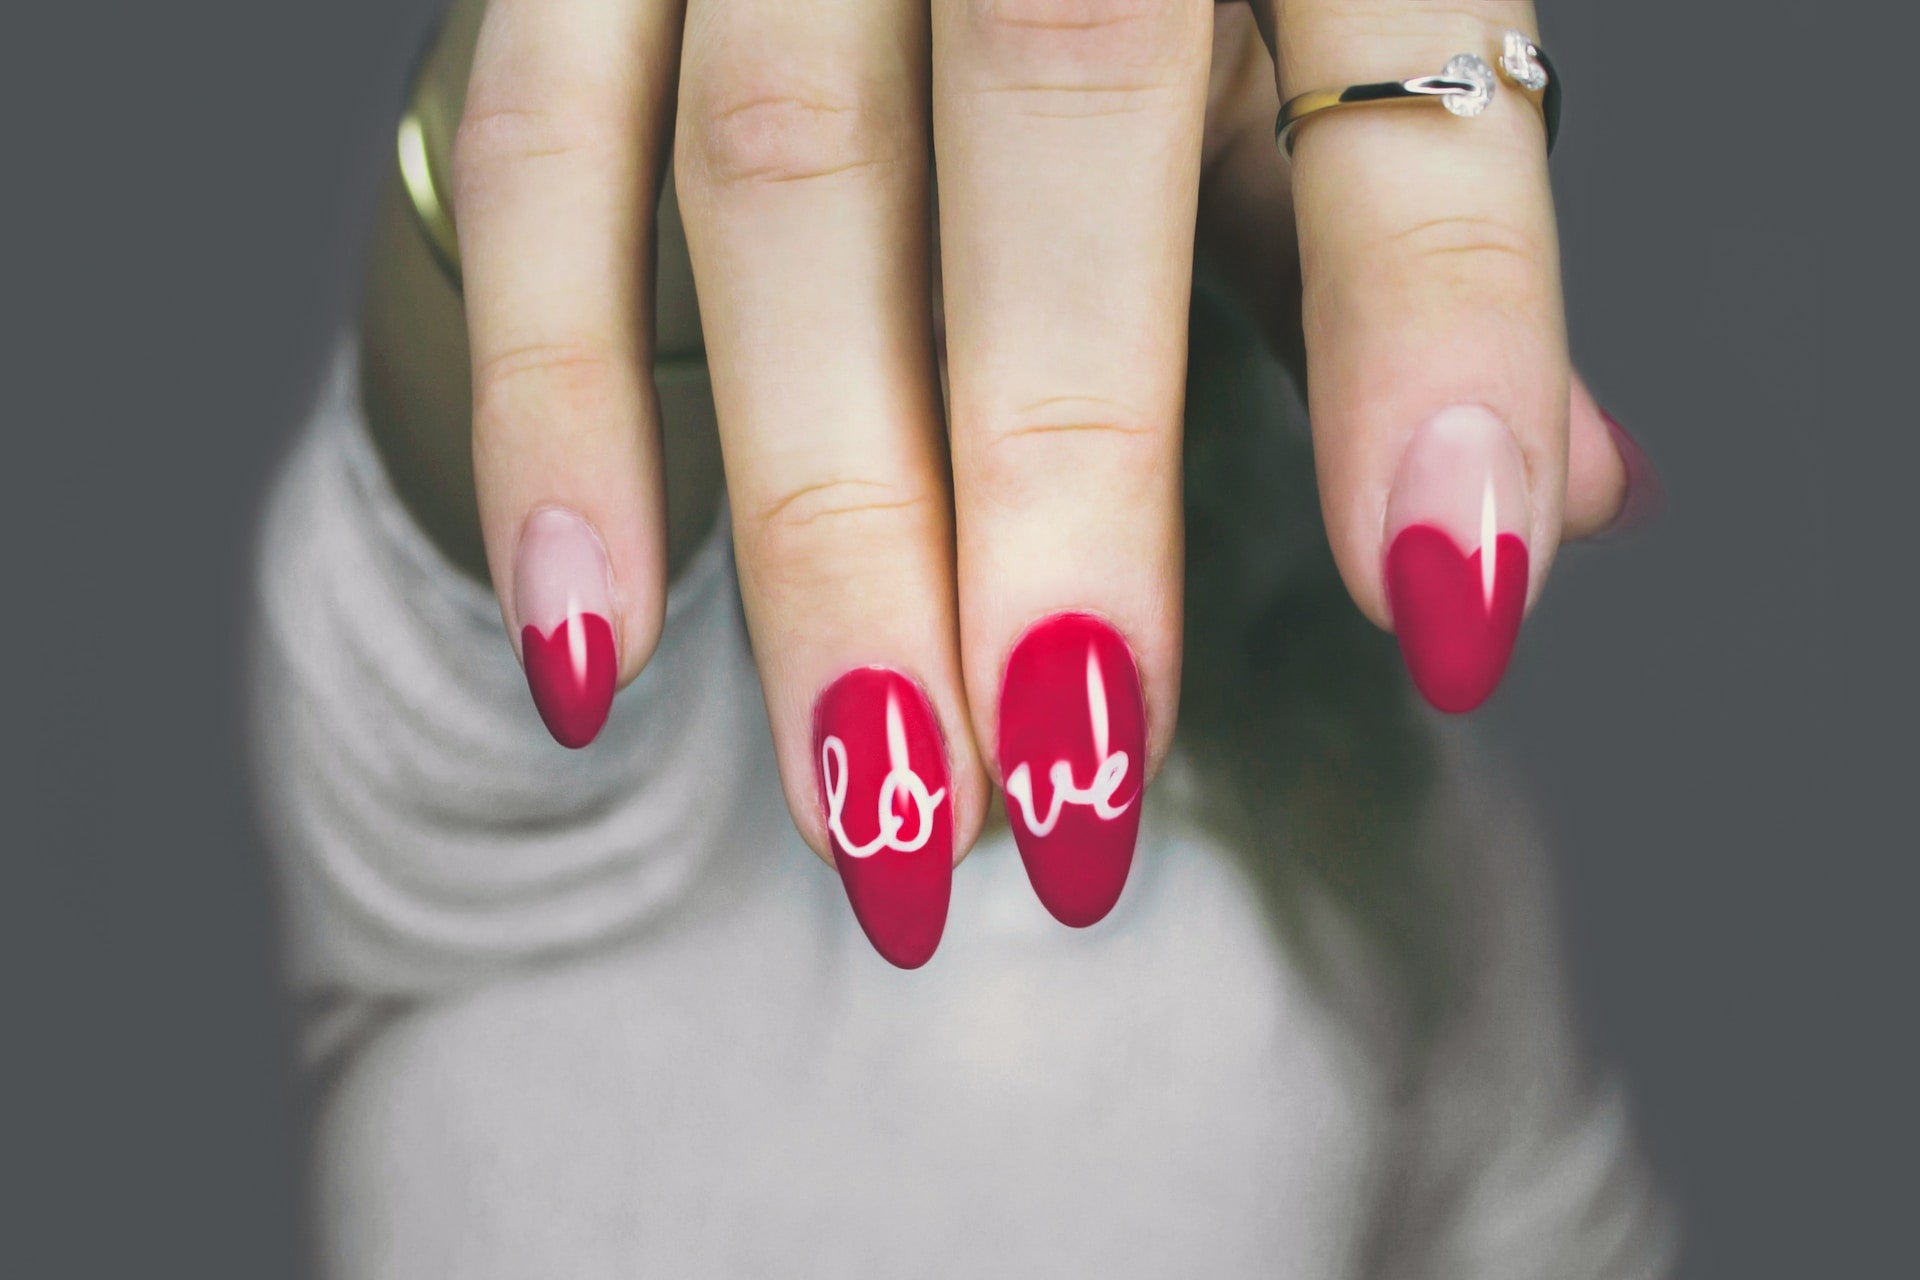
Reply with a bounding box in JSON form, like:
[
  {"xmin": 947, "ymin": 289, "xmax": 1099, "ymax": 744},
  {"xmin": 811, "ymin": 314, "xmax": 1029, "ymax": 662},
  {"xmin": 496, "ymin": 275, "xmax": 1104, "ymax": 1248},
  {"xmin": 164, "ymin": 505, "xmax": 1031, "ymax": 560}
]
[{"xmin": 1565, "ymin": 373, "xmax": 1662, "ymax": 540}]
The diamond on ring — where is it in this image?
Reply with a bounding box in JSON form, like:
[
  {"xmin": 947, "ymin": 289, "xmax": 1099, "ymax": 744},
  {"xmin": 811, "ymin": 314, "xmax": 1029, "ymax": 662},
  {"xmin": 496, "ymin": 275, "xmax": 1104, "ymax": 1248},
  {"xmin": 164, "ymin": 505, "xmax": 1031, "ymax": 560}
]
[
  {"xmin": 1440, "ymin": 55, "xmax": 1497, "ymax": 118},
  {"xmin": 1501, "ymin": 30, "xmax": 1550, "ymax": 92},
  {"xmin": 1274, "ymin": 31, "xmax": 1562, "ymax": 156}
]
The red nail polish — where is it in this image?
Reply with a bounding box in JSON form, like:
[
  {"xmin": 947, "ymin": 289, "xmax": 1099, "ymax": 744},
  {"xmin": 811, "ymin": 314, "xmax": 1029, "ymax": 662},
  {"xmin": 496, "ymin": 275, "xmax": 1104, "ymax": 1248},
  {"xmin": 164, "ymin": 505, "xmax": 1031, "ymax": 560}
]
[
  {"xmin": 997, "ymin": 613, "xmax": 1145, "ymax": 928},
  {"xmin": 1384, "ymin": 407, "xmax": 1532, "ymax": 714},
  {"xmin": 514, "ymin": 508, "xmax": 618, "ymax": 748},
  {"xmin": 814, "ymin": 669, "xmax": 952, "ymax": 969},
  {"xmin": 521, "ymin": 614, "xmax": 617, "ymax": 748},
  {"xmin": 1385, "ymin": 525, "xmax": 1528, "ymax": 714}
]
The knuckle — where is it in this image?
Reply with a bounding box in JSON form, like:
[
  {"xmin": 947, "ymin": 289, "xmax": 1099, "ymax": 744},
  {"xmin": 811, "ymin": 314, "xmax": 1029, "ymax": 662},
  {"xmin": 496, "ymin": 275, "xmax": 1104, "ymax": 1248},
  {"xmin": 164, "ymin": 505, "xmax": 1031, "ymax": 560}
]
[
  {"xmin": 971, "ymin": 405, "xmax": 1162, "ymax": 510},
  {"xmin": 472, "ymin": 340, "xmax": 621, "ymax": 428},
  {"xmin": 1390, "ymin": 214, "xmax": 1536, "ymax": 270},
  {"xmin": 972, "ymin": 0, "xmax": 1180, "ymax": 42},
  {"xmin": 451, "ymin": 101, "xmax": 617, "ymax": 205},
  {"xmin": 1303, "ymin": 4, "xmax": 1496, "ymax": 51},
  {"xmin": 752, "ymin": 476, "xmax": 931, "ymax": 541},
  {"xmin": 965, "ymin": 0, "xmax": 1202, "ymax": 98},
  {"xmin": 1383, "ymin": 213, "xmax": 1547, "ymax": 290},
  {"xmin": 679, "ymin": 71, "xmax": 902, "ymax": 192},
  {"xmin": 747, "ymin": 477, "xmax": 938, "ymax": 578}
]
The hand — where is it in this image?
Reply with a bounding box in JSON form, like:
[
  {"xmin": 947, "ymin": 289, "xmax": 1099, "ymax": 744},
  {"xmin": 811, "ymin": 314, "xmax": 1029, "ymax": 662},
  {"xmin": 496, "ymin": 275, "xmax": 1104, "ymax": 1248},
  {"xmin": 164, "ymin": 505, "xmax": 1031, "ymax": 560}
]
[{"xmin": 446, "ymin": 0, "xmax": 1644, "ymax": 966}]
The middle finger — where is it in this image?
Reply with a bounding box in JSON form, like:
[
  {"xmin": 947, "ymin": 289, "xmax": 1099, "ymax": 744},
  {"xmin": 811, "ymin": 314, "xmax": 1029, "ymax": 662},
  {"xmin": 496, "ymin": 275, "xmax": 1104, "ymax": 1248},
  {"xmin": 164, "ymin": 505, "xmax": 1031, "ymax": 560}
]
[{"xmin": 933, "ymin": 0, "xmax": 1213, "ymax": 927}]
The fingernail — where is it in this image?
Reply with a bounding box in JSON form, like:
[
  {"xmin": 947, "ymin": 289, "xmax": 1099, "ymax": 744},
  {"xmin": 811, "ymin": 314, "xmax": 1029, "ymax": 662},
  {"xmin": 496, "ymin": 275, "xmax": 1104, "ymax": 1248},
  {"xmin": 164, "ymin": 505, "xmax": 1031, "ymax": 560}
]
[
  {"xmin": 1600, "ymin": 408, "xmax": 1664, "ymax": 536},
  {"xmin": 814, "ymin": 669, "xmax": 952, "ymax": 969},
  {"xmin": 1384, "ymin": 406, "xmax": 1531, "ymax": 715},
  {"xmin": 514, "ymin": 507, "xmax": 618, "ymax": 748},
  {"xmin": 997, "ymin": 613, "xmax": 1146, "ymax": 928}
]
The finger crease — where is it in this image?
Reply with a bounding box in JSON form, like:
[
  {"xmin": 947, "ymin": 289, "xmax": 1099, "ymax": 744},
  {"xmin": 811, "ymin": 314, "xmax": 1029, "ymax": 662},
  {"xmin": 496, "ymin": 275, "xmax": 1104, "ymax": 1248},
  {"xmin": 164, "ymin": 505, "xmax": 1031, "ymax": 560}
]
[
  {"xmin": 476, "ymin": 342, "xmax": 614, "ymax": 387},
  {"xmin": 751, "ymin": 155, "xmax": 896, "ymax": 185},
  {"xmin": 1387, "ymin": 215, "xmax": 1535, "ymax": 256},
  {"xmin": 1416, "ymin": 241, "xmax": 1535, "ymax": 265},
  {"xmin": 993, "ymin": 419, "xmax": 1156, "ymax": 442},
  {"xmin": 758, "ymin": 480, "xmax": 913, "ymax": 530}
]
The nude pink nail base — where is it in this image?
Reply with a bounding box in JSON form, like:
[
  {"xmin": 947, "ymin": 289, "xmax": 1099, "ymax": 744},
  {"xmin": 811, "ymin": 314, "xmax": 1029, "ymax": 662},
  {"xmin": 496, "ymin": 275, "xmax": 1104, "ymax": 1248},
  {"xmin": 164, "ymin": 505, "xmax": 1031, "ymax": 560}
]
[{"xmin": 1383, "ymin": 406, "xmax": 1532, "ymax": 715}]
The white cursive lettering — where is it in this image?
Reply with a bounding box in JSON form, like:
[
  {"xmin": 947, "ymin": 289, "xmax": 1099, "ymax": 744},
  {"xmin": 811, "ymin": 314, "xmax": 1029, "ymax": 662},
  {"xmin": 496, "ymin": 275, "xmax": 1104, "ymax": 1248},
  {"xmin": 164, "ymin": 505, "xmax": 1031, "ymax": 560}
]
[
  {"xmin": 822, "ymin": 690, "xmax": 946, "ymax": 860},
  {"xmin": 1004, "ymin": 646, "xmax": 1135, "ymax": 838}
]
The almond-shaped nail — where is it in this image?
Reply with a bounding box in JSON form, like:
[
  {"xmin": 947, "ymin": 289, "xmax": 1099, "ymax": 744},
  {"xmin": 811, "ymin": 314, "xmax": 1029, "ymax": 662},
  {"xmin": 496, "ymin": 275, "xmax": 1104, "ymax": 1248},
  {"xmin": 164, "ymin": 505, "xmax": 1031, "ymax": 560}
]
[
  {"xmin": 997, "ymin": 613, "xmax": 1145, "ymax": 928},
  {"xmin": 1384, "ymin": 406, "xmax": 1530, "ymax": 714},
  {"xmin": 514, "ymin": 508, "xmax": 617, "ymax": 748},
  {"xmin": 814, "ymin": 669, "xmax": 952, "ymax": 969}
]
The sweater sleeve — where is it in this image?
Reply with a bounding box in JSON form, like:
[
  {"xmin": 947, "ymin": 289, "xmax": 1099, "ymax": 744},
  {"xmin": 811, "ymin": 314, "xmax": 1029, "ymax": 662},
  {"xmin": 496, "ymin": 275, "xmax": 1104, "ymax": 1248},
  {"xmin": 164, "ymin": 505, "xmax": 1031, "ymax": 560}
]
[
  {"xmin": 1366, "ymin": 735, "xmax": 1681, "ymax": 1280},
  {"xmin": 247, "ymin": 345, "xmax": 772, "ymax": 1057}
]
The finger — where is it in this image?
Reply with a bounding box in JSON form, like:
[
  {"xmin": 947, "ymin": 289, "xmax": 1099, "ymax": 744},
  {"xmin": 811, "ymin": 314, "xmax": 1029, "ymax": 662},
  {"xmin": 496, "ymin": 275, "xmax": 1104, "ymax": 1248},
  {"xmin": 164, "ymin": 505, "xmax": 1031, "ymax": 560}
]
[
  {"xmin": 1272, "ymin": 1, "xmax": 1566, "ymax": 713},
  {"xmin": 1193, "ymin": 16, "xmax": 1650, "ymax": 541},
  {"xmin": 1566, "ymin": 373, "xmax": 1660, "ymax": 540},
  {"xmin": 932, "ymin": 0, "xmax": 1214, "ymax": 927},
  {"xmin": 675, "ymin": 0, "xmax": 977, "ymax": 968},
  {"xmin": 452, "ymin": 0, "xmax": 683, "ymax": 747}
]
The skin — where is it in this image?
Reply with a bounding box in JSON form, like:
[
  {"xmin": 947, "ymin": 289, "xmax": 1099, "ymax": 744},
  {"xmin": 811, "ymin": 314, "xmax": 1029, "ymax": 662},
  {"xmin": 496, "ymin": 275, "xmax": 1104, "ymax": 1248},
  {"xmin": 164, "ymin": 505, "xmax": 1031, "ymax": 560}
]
[
  {"xmin": 361, "ymin": 0, "xmax": 1630, "ymax": 871},
  {"xmin": 360, "ymin": 0, "xmax": 725, "ymax": 583}
]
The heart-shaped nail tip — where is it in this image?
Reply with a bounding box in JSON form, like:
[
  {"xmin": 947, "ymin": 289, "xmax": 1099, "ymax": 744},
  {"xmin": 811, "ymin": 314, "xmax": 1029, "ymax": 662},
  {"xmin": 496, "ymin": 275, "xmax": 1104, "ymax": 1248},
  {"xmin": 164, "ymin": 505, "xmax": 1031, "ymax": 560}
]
[
  {"xmin": 513, "ymin": 508, "xmax": 617, "ymax": 748},
  {"xmin": 1386, "ymin": 524, "xmax": 1527, "ymax": 714},
  {"xmin": 521, "ymin": 615, "xmax": 617, "ymax": 748}
]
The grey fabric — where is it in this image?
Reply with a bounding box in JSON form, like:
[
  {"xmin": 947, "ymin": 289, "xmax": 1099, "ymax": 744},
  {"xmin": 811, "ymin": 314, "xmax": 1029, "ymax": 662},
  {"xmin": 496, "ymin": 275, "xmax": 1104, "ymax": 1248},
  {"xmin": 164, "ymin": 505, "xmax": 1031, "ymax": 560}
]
[
  {"xmin": 252, "ymin": 351, "xmax": 763, "ymax": 1003},
  {"xmin": 249, "ymin": 344, "xmax": 1675, "ymax": 1278}
]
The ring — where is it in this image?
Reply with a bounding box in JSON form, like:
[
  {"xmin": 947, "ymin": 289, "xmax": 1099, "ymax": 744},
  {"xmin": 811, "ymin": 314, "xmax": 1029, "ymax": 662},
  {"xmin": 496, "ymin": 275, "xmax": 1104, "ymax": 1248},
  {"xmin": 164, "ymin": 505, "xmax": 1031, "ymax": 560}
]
[{"xmin": 1276, "ymin": 30, "xmax": 1561, "ymax": 157}]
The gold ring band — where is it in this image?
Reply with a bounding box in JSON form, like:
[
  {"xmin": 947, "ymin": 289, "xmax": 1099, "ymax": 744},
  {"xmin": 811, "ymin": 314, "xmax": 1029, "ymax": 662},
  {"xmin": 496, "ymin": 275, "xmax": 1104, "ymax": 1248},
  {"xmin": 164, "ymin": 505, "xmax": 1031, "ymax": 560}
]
[{"xmin": 1276, "ymin": 30, "xmax": 1561, "ymax": 157}]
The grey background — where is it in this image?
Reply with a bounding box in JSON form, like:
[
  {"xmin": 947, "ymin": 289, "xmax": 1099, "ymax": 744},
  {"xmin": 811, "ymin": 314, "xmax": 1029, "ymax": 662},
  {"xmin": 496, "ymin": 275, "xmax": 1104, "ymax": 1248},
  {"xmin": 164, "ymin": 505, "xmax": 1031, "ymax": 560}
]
[{"xmin": 9, "ymin": 1, "xmax": 1909, "ymax": 1276}]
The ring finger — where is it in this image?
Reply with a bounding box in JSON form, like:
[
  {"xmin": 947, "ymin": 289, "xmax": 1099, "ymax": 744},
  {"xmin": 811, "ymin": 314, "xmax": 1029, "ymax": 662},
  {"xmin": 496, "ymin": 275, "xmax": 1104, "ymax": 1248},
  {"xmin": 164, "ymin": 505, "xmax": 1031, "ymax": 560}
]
[
  {"xmin": 1270, "ymin": 0, "xmax": 1569, "ymax": 712},
  {"xmin": 933, "ymin": 0, "xmax": 1214, "ymax": 927}
]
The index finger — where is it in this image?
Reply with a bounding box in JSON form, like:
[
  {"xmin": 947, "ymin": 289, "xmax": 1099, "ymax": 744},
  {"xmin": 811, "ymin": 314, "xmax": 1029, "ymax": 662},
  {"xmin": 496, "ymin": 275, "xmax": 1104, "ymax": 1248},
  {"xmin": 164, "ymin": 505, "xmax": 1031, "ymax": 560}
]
[{"xmin": 451, "ymin": 0, "xmax": 684, "ymax": 745}]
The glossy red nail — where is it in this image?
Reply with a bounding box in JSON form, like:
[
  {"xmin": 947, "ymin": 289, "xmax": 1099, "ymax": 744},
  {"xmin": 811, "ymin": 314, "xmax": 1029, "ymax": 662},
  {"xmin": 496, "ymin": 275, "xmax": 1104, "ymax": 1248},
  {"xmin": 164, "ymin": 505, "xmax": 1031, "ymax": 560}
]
[
  {"xmin": 814, "ymin": 669, "xmax": 951, "ymax": 969},
  {"xmin": 1385, "ymin": 407, "xmax": 1531, "ymax": 715},
  {"xmin": 515, "ymin": 508, "xmax": 617, "ymax": 748},
  {"xmin": 521, "ymin": 616, "xmax": 617, "ymax": 748},
  {"xmin": 997, "ymin": 613, "xmax": 1145, "ymax": 928},
  {"xmin": 1386, "ymin": 526, "xmax": 1528, "ymax": 714}
]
